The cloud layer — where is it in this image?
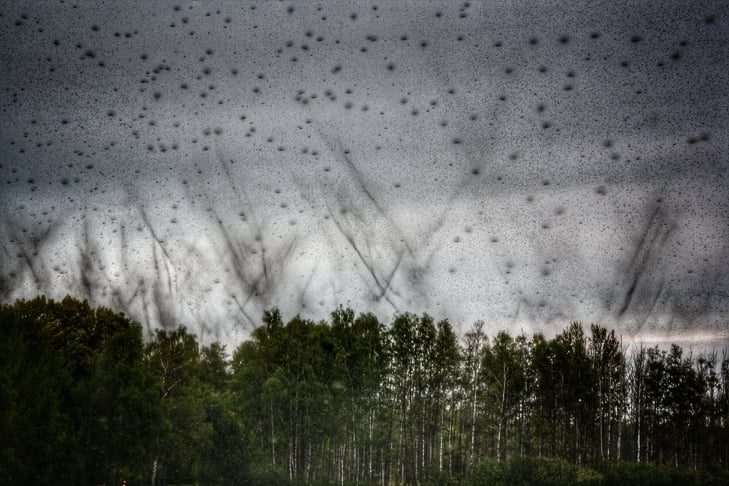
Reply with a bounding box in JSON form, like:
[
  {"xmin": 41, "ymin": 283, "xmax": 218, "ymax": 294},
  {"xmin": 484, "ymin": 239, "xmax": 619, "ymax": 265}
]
[{"xmin": 1, "ymin": 0, "xmax": 727, "ymax": 344}]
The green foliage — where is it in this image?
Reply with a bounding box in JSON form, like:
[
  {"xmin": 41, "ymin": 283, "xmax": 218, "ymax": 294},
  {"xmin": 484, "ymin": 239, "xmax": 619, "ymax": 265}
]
[
  {"xmin": 506, "ymin": 457, "xmax": 603, "ymax": 485},
  {"xmin": 81, "ymin": 323, "xmax": 163, "ymax": 483},
  {"xmin": 0, "ymin": 296, "xmax": 160, "ymax": 485},
  {"xmin": 469, "ymin": 457, "xmax": 603, "ymax": 486},
  {"xmin": 2, "ymin": 296, "xmax": 729, "ymax": 485},
  {"xmin": 598, "ymin": 461, "xmax": 729, "ymax": 486},
  {"xmin": 0, "ymin": 300, "xmax": 68, "ymax": 485},
  {"xmin": 469, "ymin": 457, "xmax": 506, "ymax": 485}
]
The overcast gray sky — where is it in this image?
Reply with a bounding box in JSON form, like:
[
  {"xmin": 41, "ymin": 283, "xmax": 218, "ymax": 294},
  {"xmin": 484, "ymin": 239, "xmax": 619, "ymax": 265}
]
[{"xmin": 1, "ymin": 0, "xmax": 728, "ymax": 346}]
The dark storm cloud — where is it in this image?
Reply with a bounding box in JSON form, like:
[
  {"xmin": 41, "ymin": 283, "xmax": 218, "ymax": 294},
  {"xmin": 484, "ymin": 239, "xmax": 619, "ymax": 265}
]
[{"xmin": 0, "ymin": 0, "xmax": 727, "ymax": 344}]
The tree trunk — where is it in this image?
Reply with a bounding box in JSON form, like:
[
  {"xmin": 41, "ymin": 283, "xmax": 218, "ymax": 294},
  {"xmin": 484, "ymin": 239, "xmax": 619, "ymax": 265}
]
[{"xmin": 151, "ymin": 458, "xmax": 158, "ymax": 486}]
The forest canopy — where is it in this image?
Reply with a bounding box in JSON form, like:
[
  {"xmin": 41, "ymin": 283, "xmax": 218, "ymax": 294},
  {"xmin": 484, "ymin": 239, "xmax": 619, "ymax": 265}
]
[{"xmin": 1, "ymin": 295, "xmax": 729, "ymax": 485}]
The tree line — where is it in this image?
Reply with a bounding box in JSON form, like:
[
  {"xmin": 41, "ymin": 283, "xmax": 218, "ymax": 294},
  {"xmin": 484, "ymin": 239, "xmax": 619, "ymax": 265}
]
[{"xmin": 1, "ymin": 296, "xmax": 729, "ymax": 485}]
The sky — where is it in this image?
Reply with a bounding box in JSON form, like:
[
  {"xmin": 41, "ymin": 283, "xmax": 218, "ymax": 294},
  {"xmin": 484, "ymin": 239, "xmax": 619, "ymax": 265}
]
[{"xmin": 0, "ymin": 0, "xmax": 728, "ymax": 346}]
